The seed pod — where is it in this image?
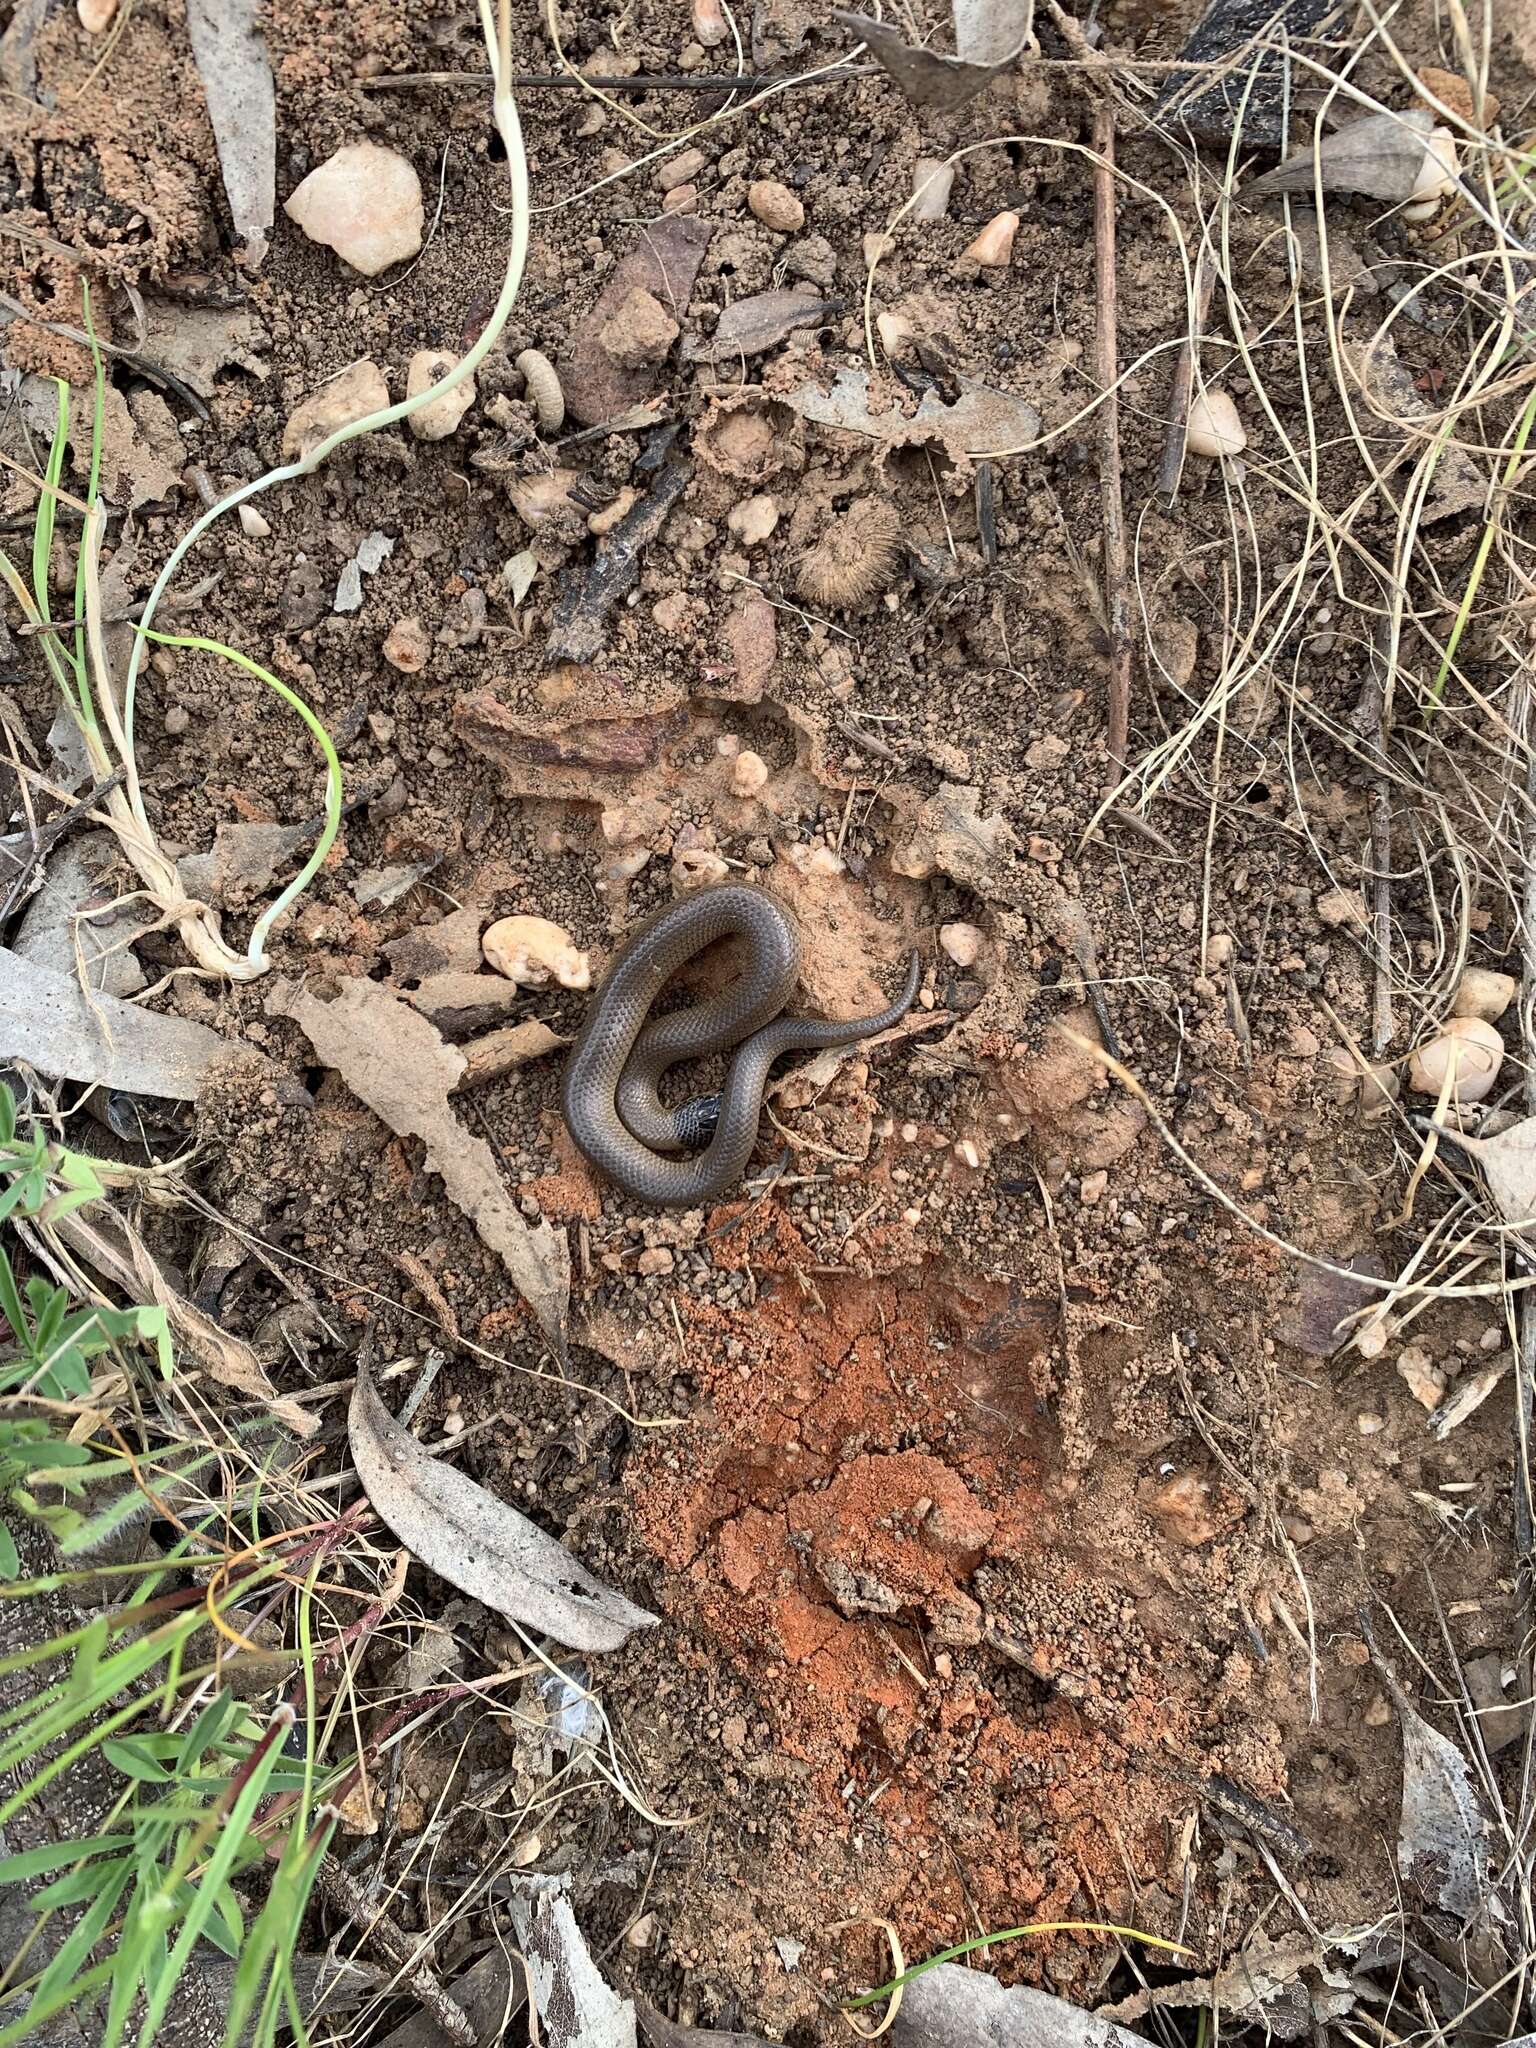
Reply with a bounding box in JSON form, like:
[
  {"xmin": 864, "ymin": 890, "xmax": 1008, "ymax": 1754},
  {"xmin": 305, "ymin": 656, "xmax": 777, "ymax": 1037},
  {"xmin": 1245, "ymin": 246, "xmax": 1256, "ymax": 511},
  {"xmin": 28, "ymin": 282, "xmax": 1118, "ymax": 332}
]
[
  {"xmin": 515, "ymin": 348, "xmax": 565, "ymax": 434},
  {"xmin": 796, "ymin": 499, "xmax": 904, "ymax": 610}
]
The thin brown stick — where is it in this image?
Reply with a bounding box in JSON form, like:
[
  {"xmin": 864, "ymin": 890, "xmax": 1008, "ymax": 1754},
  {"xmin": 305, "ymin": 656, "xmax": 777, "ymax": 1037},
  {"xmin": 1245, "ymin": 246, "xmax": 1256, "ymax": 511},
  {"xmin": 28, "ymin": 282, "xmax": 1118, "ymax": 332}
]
[
  {"xmin": 1092, "ymin": 104, "xmax": 1132, "ymax": 782},
  {"xmin": 1155, "ymin": 248, "xmax": 1215, "ymax": 505},
  {"xmin": 1362, "ymin": 620, "xmax": 1395, "ymax": 1055},
  {"xmin": 312, "ymin": 1855, "xmax": 478, "ymax": 2047}
]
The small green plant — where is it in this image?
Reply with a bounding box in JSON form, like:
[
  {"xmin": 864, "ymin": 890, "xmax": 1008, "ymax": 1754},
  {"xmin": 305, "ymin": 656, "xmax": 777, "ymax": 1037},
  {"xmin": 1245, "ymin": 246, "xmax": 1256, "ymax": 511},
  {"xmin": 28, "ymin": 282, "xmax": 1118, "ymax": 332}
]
[{"xmin": 0, "ymin": 1082, "xmax": 338, "ymax": 2041}]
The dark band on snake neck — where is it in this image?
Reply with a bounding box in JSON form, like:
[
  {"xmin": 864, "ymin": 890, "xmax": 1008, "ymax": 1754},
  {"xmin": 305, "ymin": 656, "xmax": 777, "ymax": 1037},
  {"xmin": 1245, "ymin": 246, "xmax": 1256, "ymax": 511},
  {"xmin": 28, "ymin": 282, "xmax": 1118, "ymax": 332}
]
[{"xmin": 560, "ymin": 884, "xmax": 921, "ymax": 1208}]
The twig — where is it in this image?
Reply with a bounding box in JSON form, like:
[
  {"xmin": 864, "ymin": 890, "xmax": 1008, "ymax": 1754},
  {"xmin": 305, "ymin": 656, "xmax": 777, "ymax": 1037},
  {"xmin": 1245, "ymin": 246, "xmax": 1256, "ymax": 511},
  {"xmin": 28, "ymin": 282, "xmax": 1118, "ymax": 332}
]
[
  {"xmin": 362, "ymin": 67, "xmax": 801, "ymax": 92},
  {"xmin": 312, "ymin": 1855, "xmax": 477, "ymax": 2047},
  {"xmin": 1361, "ymin": 620, "xmax": 1395, "ymax": 1056},
  {"xmin": 1154, "ymin": 249, "xmax": 1214, "ymax": 505},
  {"xmin": 1092, "ymin": 104, "xmax": 1133, "ymax": 783}
]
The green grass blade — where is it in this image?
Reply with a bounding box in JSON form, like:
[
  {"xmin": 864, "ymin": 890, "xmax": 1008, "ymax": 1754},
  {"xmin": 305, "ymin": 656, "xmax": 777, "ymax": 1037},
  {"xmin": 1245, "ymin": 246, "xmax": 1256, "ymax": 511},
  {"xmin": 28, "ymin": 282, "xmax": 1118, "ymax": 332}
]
[
  {"xmin": 0, "ymin": 1836, "xmax": 133, "ymax": 1883},
  {"xmin": 133, "ymin": 1723, "xmax": 287, "ymax": 2046},
  {"xmin": 133, "ymin": 628, "xmax": 342, "ymax": 969}
]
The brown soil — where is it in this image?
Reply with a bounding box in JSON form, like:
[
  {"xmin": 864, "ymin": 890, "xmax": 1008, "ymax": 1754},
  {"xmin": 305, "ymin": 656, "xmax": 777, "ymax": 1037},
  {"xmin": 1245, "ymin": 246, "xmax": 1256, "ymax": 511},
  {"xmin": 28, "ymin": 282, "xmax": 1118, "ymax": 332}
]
[{"xmin": 3, "ymin": 0, "xmax": 1533, "ymax": 2037}]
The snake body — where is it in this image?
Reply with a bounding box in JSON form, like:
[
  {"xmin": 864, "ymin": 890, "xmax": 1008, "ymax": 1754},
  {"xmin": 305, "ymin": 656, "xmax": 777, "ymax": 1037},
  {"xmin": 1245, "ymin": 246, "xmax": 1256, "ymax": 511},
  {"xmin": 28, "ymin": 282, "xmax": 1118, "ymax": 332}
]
[{"xmin": 561, "ymin": 884, "xmax": 921, "ymax": 1208}]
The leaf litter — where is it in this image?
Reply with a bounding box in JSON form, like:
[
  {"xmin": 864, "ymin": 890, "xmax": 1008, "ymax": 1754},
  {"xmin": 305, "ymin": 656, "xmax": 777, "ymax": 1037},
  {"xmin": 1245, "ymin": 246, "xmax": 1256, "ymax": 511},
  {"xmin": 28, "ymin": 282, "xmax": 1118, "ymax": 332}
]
[
  {"xmin": 347, "ymin": 1367, "xmax": 656, "ymax": 1652},
  {"xmin": 267, "ymin": 973, "xmax": 571, "ymax": 1358}
]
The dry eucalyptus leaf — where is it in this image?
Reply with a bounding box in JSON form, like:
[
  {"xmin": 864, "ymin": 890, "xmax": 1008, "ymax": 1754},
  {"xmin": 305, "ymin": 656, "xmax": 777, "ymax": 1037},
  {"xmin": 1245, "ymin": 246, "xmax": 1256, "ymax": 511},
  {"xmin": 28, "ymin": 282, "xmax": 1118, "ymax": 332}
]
[
  {"xmin": 638, "ymin": 2006, "xmax": 775, "ymax": 2047},
  {"xmin": 1430, "ymin": 1353, "xmax": 1511, "ymax": 1439},
  {"xmin": 684, "ymin": 289, "xmax": 841, "ymax": 362},
  {"xmin": 781, "ymin": 365, "xmax": 1040, "ymax": 459},
  {"xmin": 1393, "ymin": 1689, "xmax": 1501, "ymax": 1922},
  {"xmin": 888, "ymin": 1963, "xmax": 1149, "ymax": 2045},
  {"xmin": 0, "ymin": 947, "xmax": 229, "ymax": 1100},
  {"xmin": 1438, "ymin": 1115, "xmax": 1536, "ymax": 1227},
  {"xmin": 349, "ymin": 1370, "xmax": 657, "ymax": 1652},
  {"xmin": 267, "ymin": 976, "xmax": 570, "ymax": 1358},
  {"xmin": 186, "ymin": 0, "xmax": 275, "ymax": 265},
  {"xmin": 1245, "ymin": 106, "xmax": 1435, "ymax": 202}
]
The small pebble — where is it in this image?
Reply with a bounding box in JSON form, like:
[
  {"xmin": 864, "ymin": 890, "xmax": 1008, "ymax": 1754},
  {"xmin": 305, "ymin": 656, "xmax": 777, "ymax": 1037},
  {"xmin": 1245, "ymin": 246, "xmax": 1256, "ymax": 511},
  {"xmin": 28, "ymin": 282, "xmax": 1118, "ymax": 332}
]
[
  {"xmin": 1356, "ymin": 1412, "xmax": 1386, "ymax": 1436},
  {"xmin": 657, "ymin": 147, "xmax": 706, "ymax": 193},
  {"xmin": 727, "ymin": 494, "xmax": 779, "ymax": 545},
  {"xmin": 962, "ymin": 210, "xmax": 1019, "ymax": 267},
  {"xmin": 283, "ymin": 143, "xmax": 424, "ymax": 276},
  {"xmin": 939, "ymin": 921, "xmax": 982, "ymax": 967},
  {"xmin": 911, "ymin": 157, "xmax": 954, "ymax": 222},
  {"xmin": 1186, "ymin": 389, "xmax": 1246, "ymax": 458},
  {"xmin": 748, "ymin": 179, "xmax": 804, "ymax": 232},
  {"xmin": 731, "ymin": 750, "xmax": 769, "ymax": 798},
  {"xmin": 383, "ymin": 616, "xmax": 430, "ymax": 673},
  {"xmin": 164, "ymin": 706, "xmax": 189, "ymax": 736},
  {"xmin": 238, "ymin": 503, "xmax": 271, "ymax": 539},
  {"xmin": 637, "ymin": 1247, "xmax": 675, "ymax": 1277},
  {"xmin": 406, "ymin": 348, "xmax": 476, "ymax": 442}
]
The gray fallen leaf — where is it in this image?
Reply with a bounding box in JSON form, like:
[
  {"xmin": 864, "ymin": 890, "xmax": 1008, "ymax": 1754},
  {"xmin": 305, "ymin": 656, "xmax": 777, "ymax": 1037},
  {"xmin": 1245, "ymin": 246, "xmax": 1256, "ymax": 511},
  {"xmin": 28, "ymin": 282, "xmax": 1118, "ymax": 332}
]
[
  {"xmin": 684, "ymin": 289, "xmax": 842, "ymax": 363},
  {"xmin": 12, "ymin": 834, "xmax": 149, "ymax": 998},
  {"xmin": 187, "ymin": 0, "xmax": 276, "ymax": 265},
  {"xmin": 1436, "ymin": 1115, "xmax": 1536, "ymax": 1227},
  {"xmin": 782, "ymin": 365, "xmax": 1039, "ymax": 459},
  {"xmin": 836, "ymin": 7, "xmax": 1025, "ymax": 107},
  {"xmin": 349, "ymin": 1369, "xmax": 655, "ymax": 1654},
  {"xmin": 179, "ymin": 820, "xmax": 311, "ymax": 909},
  {"xmin": 508, "ymin": 1877, "xmax": 636, "ymax": 2048},
  {"xmin": 352, "ymin": 859, "xmax": 438, "ymax": 910},
  {"xmin": 267, "ymin": 975, "xmax": 570, "ymax": 1357},
  {"xmin": 773, "ymin": 1936, "xmax": 805, "ymax": 1973},
  {"xmin": 46, "ymin": 700, "xmax": 92, "ymax": 796},
  {"xmin": 0, "ymin": 946, "xmax": 229, "ymax": 1100},
  {"xmin": 58, "ymin": 1203, "xmax": 317, "ymax": 1438},
  {"xmin": 1103, "ymin": 1928, "xmax": 1359, "ymax": 2039},
  {"xmin": 503, "ymin": 548, "xmax": 539, "ymax": 606},
  {"xmin": 953, "ymin": 0, "xmax": 1034, "ymax": 64},
  {"xmin": 375, "ymin": 1948, "xmax": 526, "ymax": 2048},
  {"xmin": 888, "ymin": 1963, "xmax": 1148, "ymax": 2045},
  {"xmin": 1377, "ymin": 1672, "xmax": 1503, "ymax": 1924},
  {"xmin": 1347, "ymin": 333, "xmax": 1484, "ymax": 522},
  {"xmin": 1246, "ymin": 106, "xmax": 1435, "ymax": 203}
]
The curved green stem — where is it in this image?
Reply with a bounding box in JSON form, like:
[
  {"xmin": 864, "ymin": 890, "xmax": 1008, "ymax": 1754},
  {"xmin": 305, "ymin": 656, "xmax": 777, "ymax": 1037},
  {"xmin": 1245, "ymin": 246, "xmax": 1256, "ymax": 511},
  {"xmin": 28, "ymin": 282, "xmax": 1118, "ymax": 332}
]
[{"xmin": 134, "ymin": 630, "xmax": 342, "ymax": 970}]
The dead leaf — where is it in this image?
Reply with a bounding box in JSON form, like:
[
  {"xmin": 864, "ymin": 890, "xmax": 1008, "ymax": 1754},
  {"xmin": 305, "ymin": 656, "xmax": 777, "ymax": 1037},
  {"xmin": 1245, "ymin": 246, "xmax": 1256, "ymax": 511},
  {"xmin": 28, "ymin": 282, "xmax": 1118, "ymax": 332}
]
[
  {"xmin": 1246, "ymin": 106, "xmax": 1435, "ymax": 202},
  {"xmin": 352, "ymin": 1380, "xmax": 655, "ymax": 1651},
  {"xmin": 0, "ymin": 946, "xmax": 230, "ymax": 1100},
  {"xmin": 349, "ymin": 1373, "xmax": 654, "ymax": 1651},
  {"xmin": 1104, "ymin": 1929, "xmax": 1361, "ymax": 2039},
  {"xmin": 405, "ymin": 971, "xmax": 532, "ymax": 1036},
  {"xmin": 780, "ymin": 365, "xmax": 1040, "ymax": 460},
  {"xmin": 186, "ymin": 0, "xmax": 276, "ymax": 266},
  {"xmin": 268, "ymin": 977, "xmax": 570, "ymax": 1357},
  {"xmin": 1436, "ymin": 1115, "xmax": 1536, "ymax": 1226},
  {"xmin": 508, "ymin": 1878, "xmax": 637, "ymax": 2048},
  {"xmin": 638, "ymin": 2006, "xmax": 775, "ymax": 2047},
  {"xmin": 55, "ymin": 1203, "xmax": 317, "ymax": 1437},
  {"xmin": 887, "ymin": 1963, "xmax": 1149, "ymax": 2045},
  {"xmin": 684, "ymin": 290, "xmax": 842, "ymax": 362},
  {"xmin": 1429, "ymin": 1353, "xmax": 1510, "ymax": 1439},
  {"xmin": 1347, "ymin": 333, "xmax": 1484, "ymax": 522},
  {"xmin": 12, "ymin": 834, "xmax": 150, "ymax": 998},
  {"xmin": 836, "ymin": 7, "xmax": 1025, "ymax": 107}
]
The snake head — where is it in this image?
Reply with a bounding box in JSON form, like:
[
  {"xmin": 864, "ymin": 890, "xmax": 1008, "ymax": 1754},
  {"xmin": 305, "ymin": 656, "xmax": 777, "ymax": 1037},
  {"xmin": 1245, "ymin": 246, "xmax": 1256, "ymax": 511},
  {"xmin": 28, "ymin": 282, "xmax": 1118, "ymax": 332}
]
[{"xmin": 674, "ymin": 1093, "xmax": 722, "ymax": 1150}]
